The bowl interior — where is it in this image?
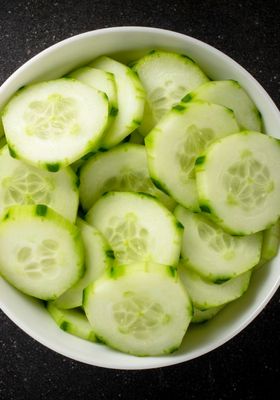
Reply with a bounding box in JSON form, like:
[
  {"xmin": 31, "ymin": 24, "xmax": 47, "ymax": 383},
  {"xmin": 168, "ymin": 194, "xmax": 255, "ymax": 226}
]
[{"xmin": 0, "ymin": 27, "xmax": 280, "ymax": 369}]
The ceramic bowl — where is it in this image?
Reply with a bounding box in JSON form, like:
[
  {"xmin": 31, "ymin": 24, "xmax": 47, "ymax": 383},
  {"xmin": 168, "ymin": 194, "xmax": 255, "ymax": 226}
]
[{"xmin": 0, "ymin": 27, "xmax": 279, "ymax": 370}]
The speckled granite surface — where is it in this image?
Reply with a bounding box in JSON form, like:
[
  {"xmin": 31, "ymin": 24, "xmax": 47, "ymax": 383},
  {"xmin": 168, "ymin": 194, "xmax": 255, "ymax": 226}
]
[{"xmin": 0, "ymin": 1, "xmax": 279, "ymax": 399}]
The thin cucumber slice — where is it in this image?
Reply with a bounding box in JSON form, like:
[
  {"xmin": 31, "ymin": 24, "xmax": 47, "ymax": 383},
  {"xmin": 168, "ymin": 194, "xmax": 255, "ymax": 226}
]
[
  {"xmin": 0, "ymin": 135, "xmax": 6, "ymax": 148},
  {"xmin": 47, "ymin": 302, "xmax": 96, "ymax": 342},
  {"xmin": 132, "ymin": 50, "xmax": 209, "ymax": 136},
  {"xmin": 68, "ymin": 66, "xmax": 118, "ymax": 128},
  {"xmin": 0, "ymin": 145, "xmax": 79, "ymax": 222},
  {"xmin": 86, "ymin": 192, "xmax": 182, "ymax": 266},
  {"xmin": 145, "ymin": 101, "xmax": 240, "ymax": 211},
  {"xmin": 0, "ymin": 118, "xmax": 5, "ymax": 138},
  {"xmin": 175, "ymin": 205, "xmax": 262, "ymax": 281},
  {"xmin": 90, "ymin": 56, "xmax": 145, "ymax": 148},
  {"xmin": 0, "ymin": 205, "xmax": 84, "ymax": 300},
  {"xmin": 192, "ymin": 305, "xmax": 224, "ymax": 324},
  {"xmin": 178, "ymin": 263, "xmax": 251, "ymax": 310},
  {"xmin": 183, "ymin": 80, "xmax": 262, "ymax": 131},
  {"xmin": 83, "ymin": 262, "xmax": 192, "ymax": 356},
  {"xmin": 2, "ymin": 79, "xmax": 108, "ymax": 170},
  {"xmin": 196, "ymin": 131, "xmax": 280, "ymax": 234},
  {"xmin": 55, "ymin": 218, "xmax": 113, "ymax": 309},
  {"xmin": 257, "ymin": 219, "xmax": 280, "ymax": 268},
  {"xmin": 79, "ymin": 143, "xmax": 175, "ymax": 211},
  {"xmin": 129, "ymin": 130, "xmax": 145, "ymax": 144}
]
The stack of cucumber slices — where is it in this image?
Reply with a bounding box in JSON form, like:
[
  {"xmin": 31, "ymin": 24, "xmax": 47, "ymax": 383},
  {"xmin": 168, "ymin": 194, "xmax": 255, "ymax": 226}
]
[{"xmin": 0, "ymin": 50, "xmax": 279, "ymax": 357}]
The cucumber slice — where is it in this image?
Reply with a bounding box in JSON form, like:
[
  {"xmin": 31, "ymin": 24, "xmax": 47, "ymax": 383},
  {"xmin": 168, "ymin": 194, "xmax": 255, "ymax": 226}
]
[
  {"xmin": 83, "ymin": 262, "xmax": 192, "ymax": 356},
  {"xmin": 47, "ymin": 302, "xmax": 96, "ymax": 342},
  {"xmin": 0, "ymin": 145, "xmax": 79, "ymax": 222},
  {"xmin": 86, "ymin": 192, "xmax": 182, "ymax": 266},
  {"xmin": 175, "ymin": 205, "xmax": 262, "ymax": 281},
  {"xmin": 129, "ymin": 130, "xmax": 144, "ymax": 144},
  {"xmin": 0, "ymin": 205, "xmax": 84, "ymax": 300},
  {"xmin": 192, "ymin": 305, "xmax": 224, "ymax": 324},
  {"xmin": 90, "ymin": 56, "xmax": 145, "ymax": 148},
  {"xmin": 257, "ymin": 219, "xmax": 280, "ymax": 268},
  {"xmin": 145, "ymin": 101, "xmax": 240, "ymax": 211},
  {"xmin": 196, "ymin": 131, "xmax": 280, "ymax": 234},
  {"xmin": 68, "ymin": 66, "xmax": 118, "ymax": 129},
  {"xmin": 178, "ymin": 263, "xmax": 251, "ymax": 310},
  {"xmin": 2, "ymin": 79, "xmax": 108, "ymax": 170},
  {"xmin": 55, "ymin": 218, "xmax": 113, "ymax": 309},
  {"xmin": 0, "ymin": 118, "xmax": 5, "ymax": 138},
  {"xmin": 184, "ymin": 80, "xmax": 262, "ymax": 131},
  {"xmin": 0, "ymin": 135, "xmax": 6, "ymax": 149},
  {"xmin": 132, "ymin": 50, "xmax": 209, "ymax": 136},
  {"xmin": 79, "ymin": 143, "xmax": 175, "ymax": 211}
]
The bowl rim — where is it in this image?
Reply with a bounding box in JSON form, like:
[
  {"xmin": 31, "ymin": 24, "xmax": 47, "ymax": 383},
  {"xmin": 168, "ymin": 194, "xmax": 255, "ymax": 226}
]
[{"xmin": 0, "ymin": 26, "xmax": 280, "ymax": 370}]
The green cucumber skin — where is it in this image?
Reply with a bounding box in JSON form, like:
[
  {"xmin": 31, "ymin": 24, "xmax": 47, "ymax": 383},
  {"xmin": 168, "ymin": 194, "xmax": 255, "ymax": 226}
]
[
  {"xmin": 47, "ymin": 302, "xmax": 96, "ymax": 342},
  {"xmin": 256, "ymin": 220, "xmax": 280, "ymax": 268},
  {"xmin": 183, "ymin": 80, "xmax": 262, "ymax": 132},
  {"xmin": 191, "ymin": 305, "xmax": 224, "ymax": 324}
]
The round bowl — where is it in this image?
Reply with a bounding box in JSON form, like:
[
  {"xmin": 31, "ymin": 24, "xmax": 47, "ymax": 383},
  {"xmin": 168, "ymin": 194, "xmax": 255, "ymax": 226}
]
[{"xmin": 0, "ymin": 27, "xmax": 279, "ymax": 370}]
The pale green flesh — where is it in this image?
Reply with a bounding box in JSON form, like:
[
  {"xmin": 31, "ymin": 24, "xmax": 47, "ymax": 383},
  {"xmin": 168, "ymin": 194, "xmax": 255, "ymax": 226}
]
[
  {"xmin": 47, "ymin": 302, "xmax": 96, "ymax": 342},
  {"xmin": 2, "ymin": 79, "xmax": 108, "ymax": 169},
  {"xmin": 192, "ymin": 305, "xmax": 224, "ymax": 323},
  {"xmin": 0, "ymin": 205, "xmax": 84, "ymax": 300},
  {"xmin": 86, "ymin": 192, "xmax": 182, "ymax": 267},
  {"xmin": 187, "ymin": 80, "xmax": 262, "ymax": 131},
  {"xmin": 0, "ymin": 146, "xmax": 79, "ymax": 222},
  {"xmin": 55, "ymin": 219, "xmax": 113, "ymax": 309},
  {"xmin": 89, "ymin": 56, "xmax": 145, "ymax": 148},
  {"xmin": 83, "ymin": 262, "xmax": 192, "ymax": 356},
  {"xmin": 175, "ymin": 205, "xmax": 262, "ymax": 281},
  {"xmin": 79, "ymin": 143, "xmax": 175, "ymax": 211},
  {"xmin": 133, "ymin": 50, "xmax": 209, "ymax": 136},
  {"xmin": 256, "ymin": 219, "xmax": 280, "ymax": 268},
  {"xmin": 0, "ymin": 135, "xmax": 7, "ymax": 148},
  {"xmin": 68, "ymin": 66, "xmax": 118, "ymax": 128},
  {"xmin": 179, "ymin": 263, "xmax": 252, "ymax": 310},
  {"xmin": 145, "ymin": 101, "xmax": 240, "ymax": 211},
  {"xmin": 196, "ymin": 131, "xmax": 280, "ymax": 234},
  {"xmin": 0, "ymin": 118, "xmax": 4, "ymax": 138}
]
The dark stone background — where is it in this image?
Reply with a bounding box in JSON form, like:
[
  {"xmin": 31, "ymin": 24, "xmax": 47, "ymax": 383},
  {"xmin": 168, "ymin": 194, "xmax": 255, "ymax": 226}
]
[{"xmin": 0, "ymin": 1, "xmax": 279, "ymax": 399}]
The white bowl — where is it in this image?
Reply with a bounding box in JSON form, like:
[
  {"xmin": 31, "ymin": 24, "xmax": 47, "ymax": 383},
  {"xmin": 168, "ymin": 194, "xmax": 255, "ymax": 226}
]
[{"xmin": 0, "ymin": 27, "xmax": 280, "ymax": 370}]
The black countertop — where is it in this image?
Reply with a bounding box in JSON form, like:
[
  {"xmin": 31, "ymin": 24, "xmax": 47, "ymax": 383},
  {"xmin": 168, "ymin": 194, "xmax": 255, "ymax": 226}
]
[{"xmin": 0, "ymin": 1, "xmax": 279, "ymax": 399}]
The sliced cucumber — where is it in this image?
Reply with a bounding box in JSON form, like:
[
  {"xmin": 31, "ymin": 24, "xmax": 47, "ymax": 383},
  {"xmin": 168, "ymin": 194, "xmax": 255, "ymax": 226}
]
[
  {"xmin": 196, "ymin": 131, "xmax": 280, "ymax": 234},
  {"xmin": 86, "ymin": 192, "xmax": 182, "ymax": 266},
  {"xmin": 0, "ymin": 118, "xmax": 5, "ymax": 138},
  {"xmin": 90, "ymin": 56, "xmax": 145, "ymax": 148},
  {"xmin": 178, "ymin": 263, "xmax": 252, "ymax": 310},
  {"xmin": 192, "ymin": 305, "xmax": 224, "ymax": 324},
  {"xmin": 68, "ymin": 66, "xmax": 118, "ymax": 129},
  {"xmin": 83, "ymin": 262, "xmax": 192, "ymax": 356},
  {"xmin": 0, "ymin": 145, "xmax": 79, "ymax": 222},
  {"xmin": 175, "ymin": 205, "xmax": 262, "ymax": 281},
  {"xmin": 184, "ymin": 80, "xmax": 262, "ymax": 131},
  {"xmin": 0, "ymin": 135, "xmax": 6, "ymax": 149},
  {"xmin": 0, "ymin": 205, "xmax": 84, "ymax": 300},
  {"xmin": 47, "ymin": 302, "xmax": 96, "ymax": 342},
  {"xmin": 55, "ymin": 218, "xmax": 113, "ymax": 309},
  {"xmin": 145, "ymin": 101, "xmax": 240, "ymax": 211},
  {"xmin": 132, "ymin": 50, "xmax": 209, "ymax": 136},
  {"xmin": 2, "ymin": 79, "xmax": 108, "ymax": 170},
  {"xmin": 79, "ymin": 143, "xmax": 175, "ymax": 211},
  {"xmin": 129, "ymin": 130, "xmax": 145, "ymax": 145},
  {"xmin": 257, "ymin": 219, "xmax": 280, "ymax": 268}
]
